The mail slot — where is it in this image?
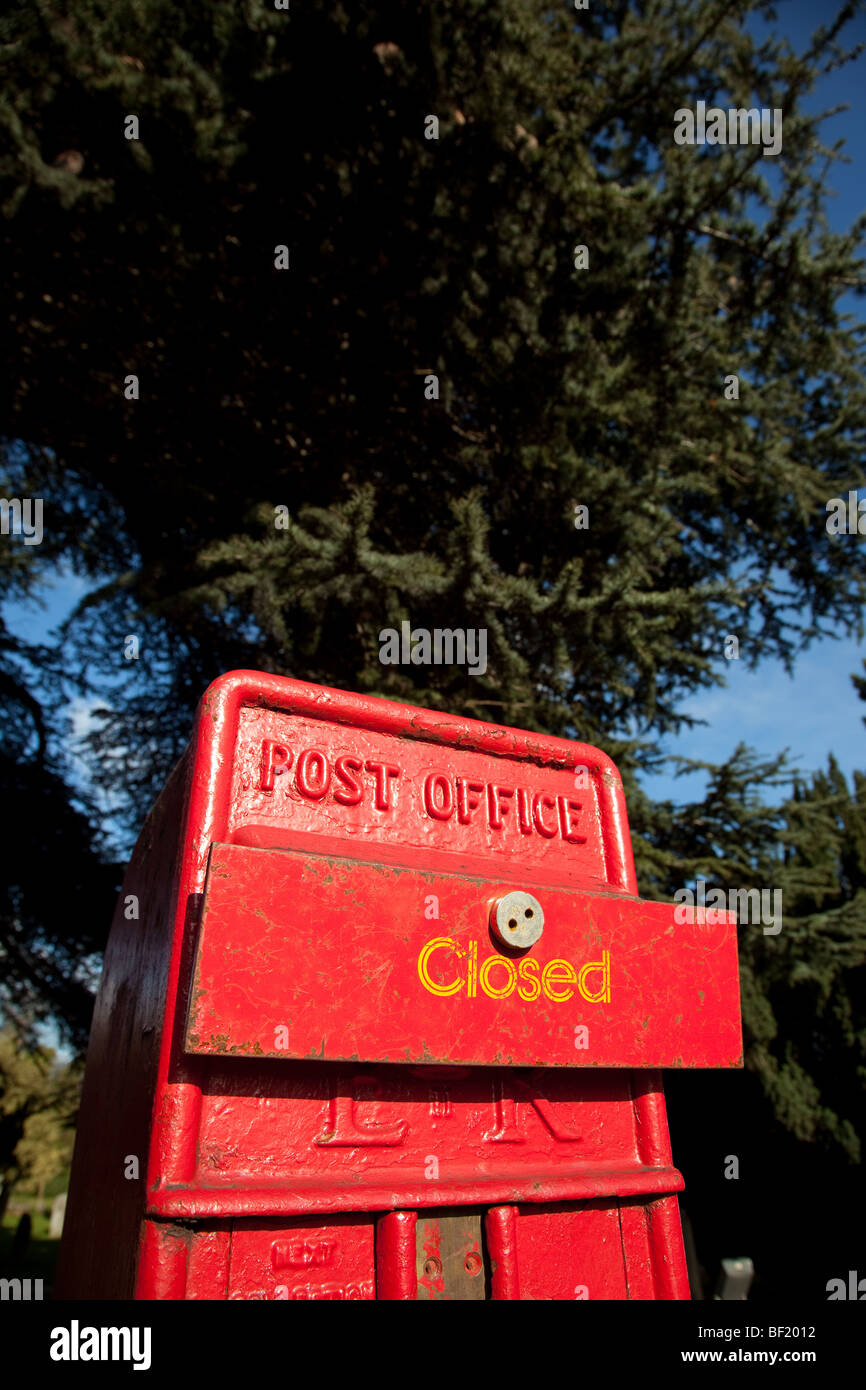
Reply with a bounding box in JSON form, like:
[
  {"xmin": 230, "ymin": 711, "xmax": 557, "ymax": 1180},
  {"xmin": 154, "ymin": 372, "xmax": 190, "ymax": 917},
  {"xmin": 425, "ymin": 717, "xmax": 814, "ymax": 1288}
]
[{"xmin": 56, "ymin": 671, "xmax": 742, "ymax": 1300}]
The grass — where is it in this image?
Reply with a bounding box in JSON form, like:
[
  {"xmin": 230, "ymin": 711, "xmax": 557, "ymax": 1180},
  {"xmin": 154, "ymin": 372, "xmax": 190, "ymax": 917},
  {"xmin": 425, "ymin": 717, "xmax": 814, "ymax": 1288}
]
[{"xmin": 0, "ymin": 1209, "xmax": 61, "ymax": 1298}]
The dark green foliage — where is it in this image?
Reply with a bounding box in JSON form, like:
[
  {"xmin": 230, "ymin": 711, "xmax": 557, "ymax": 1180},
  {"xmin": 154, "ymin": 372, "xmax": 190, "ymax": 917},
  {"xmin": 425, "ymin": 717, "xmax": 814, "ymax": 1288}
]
[
  {"xmin": 0, "ymin": 446, "xmax": 122, "ymax": 1046},
  {"xmin": 0, "ymin": 620, "xmax": 120, "ymax": 1048},
  {"xmin": 648, "ymin": 747, "xmax": 866, "ymax": 1294},
  {"xmin": 1, "ymin": 1, "xmax": 864, "ymax": 763},
  {"xmin": 633, "ymin": 747, "xmax": 866, "ymax": 1162},
  {"xmin": 0, "ymin": 1029, "xmax": 81, "ymax": 1223},
  {"xmin": 1, "ymin": 0, "xmax": 865, "ymax": 1287}
]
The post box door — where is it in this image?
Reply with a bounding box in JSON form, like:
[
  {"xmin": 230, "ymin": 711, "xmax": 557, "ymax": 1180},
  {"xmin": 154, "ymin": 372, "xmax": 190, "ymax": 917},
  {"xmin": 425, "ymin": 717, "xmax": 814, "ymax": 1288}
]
[
  {"xmin": 91, "ymin": 673, "xmax": 742, "ymax": 1302},
  {"xmin": 185, "ymin": 843, "xmax": 740, "ymax": 1070},
  {"xmin": 142, "ymin": 1196, "xmax": 678, "ymax": 1299}
]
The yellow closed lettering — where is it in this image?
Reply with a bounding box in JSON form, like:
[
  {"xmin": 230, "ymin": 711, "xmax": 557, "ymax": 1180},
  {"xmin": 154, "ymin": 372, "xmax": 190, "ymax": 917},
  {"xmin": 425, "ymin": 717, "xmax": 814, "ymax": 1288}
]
[
  {"xmin": 417, "ymin": 937, "xmax": 463, "ymax": 996},
  {"xmin": 416, "ymin": 938, "xmax": 611, "ymax": 1003},
  {"xmin": 479, "ymin": 955, "xmax": 516, "ymax": 999},
  {"xmin": 541, "ymin": 958, "xmax": 578, "ymax": 1002},
  {"xmin": 517, "ymin": 956, "xmax": 541, "ymax": 1001},
  {"xmin": 578, "ymin": 951, "xmax": 610, "ymax": 1003}
]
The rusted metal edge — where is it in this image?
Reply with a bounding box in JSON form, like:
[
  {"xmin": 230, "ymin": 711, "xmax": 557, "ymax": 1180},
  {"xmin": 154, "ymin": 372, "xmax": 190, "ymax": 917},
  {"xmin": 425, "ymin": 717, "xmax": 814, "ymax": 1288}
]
[{"xmin": 146, "ymin": 1165, "xmax": 684, "ymax": 1220}]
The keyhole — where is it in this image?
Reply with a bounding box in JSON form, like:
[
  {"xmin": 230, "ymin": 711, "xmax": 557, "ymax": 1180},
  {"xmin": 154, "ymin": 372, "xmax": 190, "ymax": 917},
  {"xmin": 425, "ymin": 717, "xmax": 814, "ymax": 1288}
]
[{"xmin": 491, "ymin": 891, "xmax": 544, "ymax": 949}]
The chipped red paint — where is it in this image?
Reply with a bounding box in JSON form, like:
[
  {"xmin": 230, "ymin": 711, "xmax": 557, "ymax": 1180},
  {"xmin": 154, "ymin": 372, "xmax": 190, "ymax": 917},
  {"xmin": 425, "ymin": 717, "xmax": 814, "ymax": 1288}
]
[
  {"xmin": 376, "ymin": 1211, "xmax": 417, "ymax": 1299},
  {"xmin": 487, "ymin": 1206, "xmax": 521, "ymax": 1300},
  {"xmin": 185, "ymin": 844, "xmax": 740, "ymax": 1068},
  {"xmin": 418, "ymin": 1222, "xmax": 445, "ymax": 1300},
  {"xmin": 56, "ymin": 672, "xmax": 742, "ymax": 1300}
]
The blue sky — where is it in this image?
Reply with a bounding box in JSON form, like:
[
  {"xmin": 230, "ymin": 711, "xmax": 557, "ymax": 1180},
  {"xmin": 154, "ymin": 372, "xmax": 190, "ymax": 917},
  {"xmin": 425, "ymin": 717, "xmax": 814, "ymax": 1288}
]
[
  {"xmin": 640, "ymin": 0, "xmax": 866, "ymax": 801},
  {"xmin": 4, "ymin": 0, "xmax": 865, "ymax": 816},
  {"xmin": 637, "ymin": 631, "xmax": 864, "ymax": 801}
]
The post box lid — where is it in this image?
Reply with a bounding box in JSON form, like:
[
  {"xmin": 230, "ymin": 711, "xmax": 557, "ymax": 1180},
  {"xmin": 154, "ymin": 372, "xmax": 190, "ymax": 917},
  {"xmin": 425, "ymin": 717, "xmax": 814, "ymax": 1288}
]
[
  {"xmin": 190, "ymin": 671, "xmax": 638, "ymax": 893},
  {"xmin": 179, "ymin": 675, "xmax": 743, "ymax": 1070},
  {"xmin": 185, "ymin": 840, "xmax": 742, "ymax": 1068}
]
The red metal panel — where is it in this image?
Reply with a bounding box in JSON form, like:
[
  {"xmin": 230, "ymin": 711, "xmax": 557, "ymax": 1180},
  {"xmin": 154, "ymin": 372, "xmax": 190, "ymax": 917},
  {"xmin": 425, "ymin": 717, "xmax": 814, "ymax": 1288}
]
[
  {"xmin": 55, "ymin": 751, "xmax": 192, "ymax": 1300},
  {"xmin": 227, "ymin": 1217, "xmax": 375, "ymax": 1300},
  {"xmin": 186, "ymin": 842, "xmax": 741, "ymax": 1068},
  {"xmin": 228, "ymin": 704, "xmax": 614, "ymax": 888},
  {"xmin": 516, "ymin": 1201, "xmax": 629, "ymax": 1300},
  {"xmin": 147, "ymin": 1064, "xmax": 682, "ymax": 1219},
  {"xmin": 643, "ymin": 1194, "xmax": 692, "ymax": 1300},
  {"xmin": 487, "ymin": 1206, "xmax": 521, "ymax": 1299},
  {"xmin": 54, "ymin": 672, "xmax": 741, "ymax": 1301},
  {"xmin": 136, "ymin": 1222, "xmax": 191, "ymax": 1301},
  {"xmin": 185, "ymin": 1228, "xmax": 232, "ymax": 1300},
  {"xmin": 376, "ymin": 1211, "xmax": 418, "ymax": 1299}
]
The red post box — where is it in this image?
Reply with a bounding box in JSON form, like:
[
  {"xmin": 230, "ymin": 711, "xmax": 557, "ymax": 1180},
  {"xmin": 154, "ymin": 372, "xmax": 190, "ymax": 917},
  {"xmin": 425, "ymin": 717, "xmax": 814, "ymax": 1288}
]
[{"xmin": 56, "ymin": 672, "xmax": 741, "ymax": 1300}]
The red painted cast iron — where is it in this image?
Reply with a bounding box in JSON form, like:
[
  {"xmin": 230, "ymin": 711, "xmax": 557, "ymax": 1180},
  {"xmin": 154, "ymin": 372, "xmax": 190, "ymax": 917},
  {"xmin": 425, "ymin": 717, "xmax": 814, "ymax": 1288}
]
[{"xmin": 56, "ymin": 672, "xmax": 741, "ymax": 1300}]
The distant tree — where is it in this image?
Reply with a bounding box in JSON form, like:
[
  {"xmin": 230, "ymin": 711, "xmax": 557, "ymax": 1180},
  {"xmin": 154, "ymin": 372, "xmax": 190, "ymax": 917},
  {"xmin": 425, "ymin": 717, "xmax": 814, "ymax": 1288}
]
[
  {"xmin": 0, "ymin": 1029, "xmax": 81, "ymax": 1223},
  {"xmin": 635, "ymin": 741, "xmax": 865, "ymax": 1294},
  {"xmin": 2, "ymin": 0, "xmax": 865, "ymax": 1296},
  {"xmin": 853, "ymin": 659, "xmax": 866, "ymax": 721},
  {"xmin": 0, "ymin": 1, "xmax": 862, "ymax": 834},
  {"xmin": 0, "ymin": 448, "xmax": 121, "ymax": 1046},
  {"xmin": 1, "ymin": 5, "xmax": 865, "ymax": 1283},
  {"xmin": 634, "ymin": 746, "xmax": 866, "ymax": 1162},
  {"xmin": 15, "ymin": 1107, "xmax": 75, "ymax": 1210}
]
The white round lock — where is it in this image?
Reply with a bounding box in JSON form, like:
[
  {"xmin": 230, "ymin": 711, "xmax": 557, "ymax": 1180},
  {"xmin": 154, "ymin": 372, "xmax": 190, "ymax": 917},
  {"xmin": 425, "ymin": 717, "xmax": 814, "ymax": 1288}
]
[{"xmin": 490, "ymin": 891, "xmax": 544, "ymax": 949}]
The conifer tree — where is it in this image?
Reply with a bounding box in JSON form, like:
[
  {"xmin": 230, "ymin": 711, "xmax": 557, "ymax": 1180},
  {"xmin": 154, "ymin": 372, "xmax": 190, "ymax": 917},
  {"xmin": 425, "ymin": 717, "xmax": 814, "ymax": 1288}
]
[
  {"xmin": 634, "ymin": 746, "xmax": 866, "ymax": 1160},
  {"xmin": 1, "ymin": 5, "xmax": 865, "ymax": 1277},
  {"xmin": 1, "ymin": 1, "xmax": 863, "ymax": 803},
  {"xmin": 654, "ymin": 746, "xmax": 866, "ymax": 1292}
]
